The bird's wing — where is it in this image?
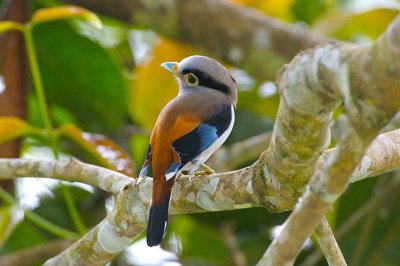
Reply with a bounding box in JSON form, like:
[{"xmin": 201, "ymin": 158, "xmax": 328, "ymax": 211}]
[
  {"xmin": 138, "ymin": 145, "xmax": 152, "ymax": 182},
  {"xmin": 166, "ymin": 105, "xmax": 233, "ymax": 179}
]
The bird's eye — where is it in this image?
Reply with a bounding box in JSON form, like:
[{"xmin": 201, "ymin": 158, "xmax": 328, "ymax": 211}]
[{"xmin": 185, "ymin": 73, "xmax": 199, "ymax": 86}]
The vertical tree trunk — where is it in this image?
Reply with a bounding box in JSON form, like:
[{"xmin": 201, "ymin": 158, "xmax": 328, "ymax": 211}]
[{"xmin": 0, "ymin": 0, "xmax": 29, "ymax": 194}]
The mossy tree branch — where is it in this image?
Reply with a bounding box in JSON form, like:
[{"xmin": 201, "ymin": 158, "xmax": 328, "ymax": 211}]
[
  {"xmin": 1, "ymin": 1, "xmax": 398, "ymax": 264},
  {"xmin": 0, "ymin": 127, "xmax": 399, "ymax": 264},
  {"xmin": 258, "ymin": 15, "xmax": 400, "ymax": 265}
]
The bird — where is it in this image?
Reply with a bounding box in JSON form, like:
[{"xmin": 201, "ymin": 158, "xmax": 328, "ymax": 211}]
[{"xmin": 138, "ymin": 55, "xmax": 237, "ymax": 247}]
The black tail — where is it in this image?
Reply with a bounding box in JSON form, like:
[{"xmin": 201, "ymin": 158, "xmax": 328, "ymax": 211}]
[{"xmin": 146, "ymin": 194, "xmax": 171, "ymax": 247}]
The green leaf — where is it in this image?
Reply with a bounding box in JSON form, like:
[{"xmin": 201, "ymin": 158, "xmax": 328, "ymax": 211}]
[
  {"xmin": 237, "ymin": 89, "xmax": 280, "ymax": 121},
  {"xmin": 0, "ymin": 218, "xmax": 48, "ymax": 255},
  {"xmin": 32, "ymin": 21, "xmax": 127, "ymax": 132},
  {"xmin": 167, "ymin": 216, "xmax": 230, "ymax": 265},
  {"xmin": 292, "ymin": 0, "xmax": 327, "ymax": 24},
  {"xmin": 1, "ymin": 185, "xmax": 104, "ymax": 256},
  {"xmin": 130, "ymin": 134, "xmax": 150, "ymax": 175},
  {"xmin": 193, "ymin": 208, "xmax": 288, "ymax": 265},
  {"xmin": 0, "ymin": 207, "xmax": 23, "ymax": 248}
]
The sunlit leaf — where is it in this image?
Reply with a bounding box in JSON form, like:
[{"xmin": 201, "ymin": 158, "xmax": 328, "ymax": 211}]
[
  {"xmin": 313, "ymin": 8, "xmax": 399, "ymax": 40},
  {"xmin": 0, "ymin": 116, "xmax": 38, "ymax": 144},
  {"xmin": 0, "ymin": 21, "xmax": 24, "ymax": 34},
  {"xmin": 130, "ymin": 38, "xmax": 195, "ymax": 129},
  {"xmin": 58, "ymin": 124, "xmax": 135, "ymax": 176},
  {"xmin": 260, "ymin": 0, "xmax": 296, "ymax": 20},
  {"xmin": 31, "ymin": 5, "xmax": 102, "ymax": 29},
  {"xmin": 229, "ymin": 0, "xmax": 295, "ymax": 20}
]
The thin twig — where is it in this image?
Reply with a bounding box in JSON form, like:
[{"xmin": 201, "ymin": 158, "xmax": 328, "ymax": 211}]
[
  {"xmin": 350, "ymin": 180, "xmax": 386, "ymax": 266},
  {"xmin": 301, "ymin": 174, "xmax": 400, "ymax": 266},
  {"xmin": 314, "ymin": 216, "xmax": 347, "ymax": 266},
  {"xmin": 220, "ymin": 221, "xmax": 247, "ymax": 266},
  {"xmin": 0, "ymin": 239, "xmax": 72, "ymax": 266}
]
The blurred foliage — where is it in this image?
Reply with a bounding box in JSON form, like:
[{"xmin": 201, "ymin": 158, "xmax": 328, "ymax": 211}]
[
  {"xmin": 33, "ymin": 20, "xmax": 128, "ymax": 132},
  {"xmin": 0, "ymin": 0, "xmax": 399, "ymax": 265},
  {"xmin": 0, "ymin": 117, "xmax": 37, "ymax": 143},
  {"xmin": 231, "ymin": 0, "xmax": 296, "ymax": 20},
  {"xmin": 58, "ymin": 123, "xmax": 135, "ymax": 176},
  {"xmin": 130, "ymin": 38, "xmax": 195, "ymax": 130},
  {"xmin": 0, "ymin": 185, "xmax": 105, "ymax": 255},
  {"xmin": 313, "ymin": 8, "xmax": 399, "ymax": 40}
]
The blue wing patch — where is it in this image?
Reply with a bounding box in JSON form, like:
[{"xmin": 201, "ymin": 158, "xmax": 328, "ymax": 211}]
[
  {"xmin": 170, "ymin": 105, "xmax": 232, "ymax": 174},
  {"xmin": 173, "ymin": 123, "xmax": 218, "ymax": 167}
]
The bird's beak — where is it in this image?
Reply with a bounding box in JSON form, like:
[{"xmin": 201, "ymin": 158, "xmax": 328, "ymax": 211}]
[{"xmin": 161, "ymin": 62, "xmax": 179, "ymax": 75}]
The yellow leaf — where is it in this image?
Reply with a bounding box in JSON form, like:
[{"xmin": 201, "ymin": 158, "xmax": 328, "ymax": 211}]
[
  {"xmin": 129, "ymin": 38, "xmax": 196, "ymax": 129},
  {"xmin": 313, "ymin": 8, "xmax": 399, "ymax": 40},
  {"xmin": 31, "ymin": 5, "xmax": 102, "ymax": 30},
  {"xmin": 0, "ymin": 116, "xmax": 34, "ymax": 144},
  {"xmin": 0, "ymin": 21, "xmax": 24, "ymax": 34},
  {"xmin": 259, "ymin": 0, "xmax": 295, "ymax": 20},
  {"xmin": 58, "ymin": 124, "xmax": 135, "ymax": 176},
  {"xmin": 349, "ymin": 8, "xmax": 398, "ymax": 39},
  {"xmin": 229, "ymin": 0, "xmax": 295, "ymax": 21}
]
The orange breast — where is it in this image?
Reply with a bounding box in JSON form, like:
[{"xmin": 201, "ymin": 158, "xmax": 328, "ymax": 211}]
[{"xmin": 150, "ymin": 110, "xmax": 201, "ymax": 178}]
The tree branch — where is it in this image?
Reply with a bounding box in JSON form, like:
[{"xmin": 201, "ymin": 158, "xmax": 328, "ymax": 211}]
[
  {"xmin": 62, "ymin": 0, "xmax": 328, "ymax": 80},
  {"xmin": 314, "ymin": 217, "xmax": 347, "ymax": 266},
  {"xmin": 220, "ymin": 221, "xmax": 247, "ymax": 266},
  {"xmin": 301, "ymin": 174, "xmax": 400, "ymax": 266},
  {"xmin": 0, "ymin": 158, "xmax": 133, "ymax": 193},
  {"xmin": 0, "ymin": 127, "xmax": 398, "ymax": 264},
  {"xmin": 258, "ymin": 15, "xmax": 400, "ymax": 265},
  {"xmin": 0, "ymin": 5, "xmax": 398, "ymax": 263},
  {"xmin": 0, "ymin": 239, "xmax": 72, "ymax": 266}
]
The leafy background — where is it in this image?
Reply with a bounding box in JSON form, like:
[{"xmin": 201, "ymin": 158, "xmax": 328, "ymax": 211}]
[{"xmin": 0, "ymin": 0, "xmax": 399, "ymax": 265}]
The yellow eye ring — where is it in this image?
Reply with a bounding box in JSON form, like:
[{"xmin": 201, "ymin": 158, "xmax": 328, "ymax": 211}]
[{"xmin": 185, "ymin": 73, "xmax": 199, "ymax": 86}]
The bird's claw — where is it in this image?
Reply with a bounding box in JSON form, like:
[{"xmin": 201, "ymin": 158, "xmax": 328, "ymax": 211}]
[
  {"xmin": 194, "ymin": 164, "xmax": 216, "ymax": 176},
  {"xmin": 201, "ymin": 164, "xmax": 216, "ymax": 174}
]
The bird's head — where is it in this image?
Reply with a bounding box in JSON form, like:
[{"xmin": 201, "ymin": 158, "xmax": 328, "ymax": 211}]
[{"xmin": 161, "ymin": 55, "xmax": 237, "ymax": 105}]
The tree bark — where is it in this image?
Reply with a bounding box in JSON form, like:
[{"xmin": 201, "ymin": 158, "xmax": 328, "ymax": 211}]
[
  {"xmin": 0, "ymin": 0, "xmax": 29, "ymax": 197},
  {"xmin": 258, "ymin": 15, "xmax": 400, "ymax": 265},
  {"xmin": 1, "ymin": 1, "xmax": 399, "ymax": 265},
  {"xmin": 1, "ymin": 126, "xmax": 400, "ymax": 264},
  {"xmin": 0, "ymin": 0, "xmax": 28, "ymax": 157}
]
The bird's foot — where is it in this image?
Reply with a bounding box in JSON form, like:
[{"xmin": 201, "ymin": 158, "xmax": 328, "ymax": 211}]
[
  {"xmin": 194, "ymin": 164, "xmax": 216, "ymax": 176},
  {"xmin": 201, "ymin": 164, "xmax": 216, "ymax": 174}
]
